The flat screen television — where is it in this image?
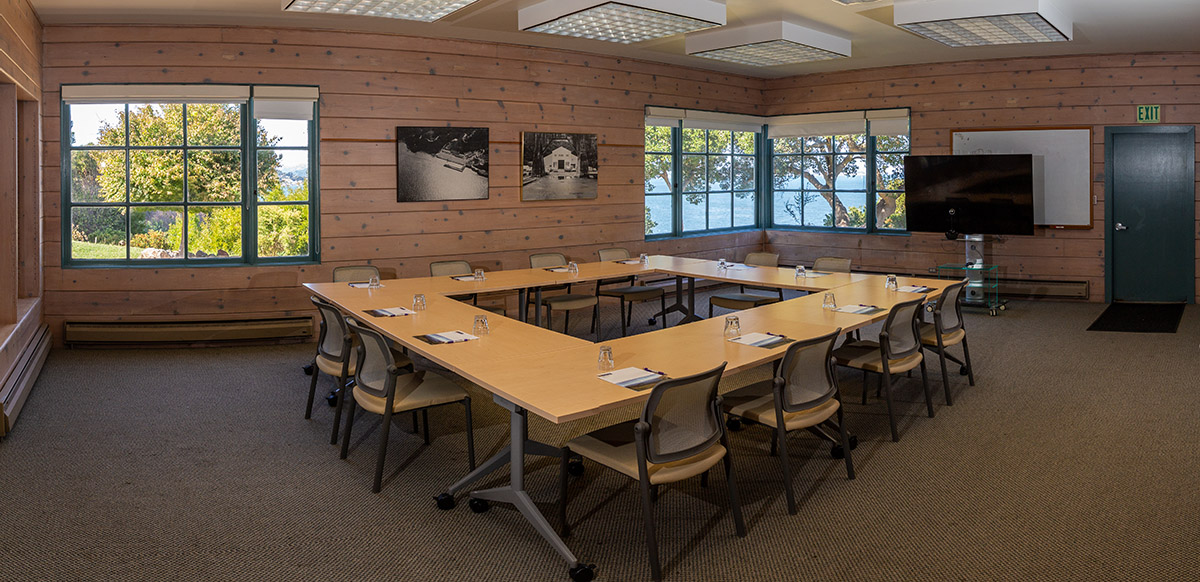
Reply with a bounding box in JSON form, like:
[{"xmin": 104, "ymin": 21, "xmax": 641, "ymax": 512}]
[{"xmin": 905, "ymin": 154, "xmax": 1035, "ymax": 237}]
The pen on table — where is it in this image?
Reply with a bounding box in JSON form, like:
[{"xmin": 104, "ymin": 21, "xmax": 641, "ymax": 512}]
[
  {"xmin": 765, "ymin": 332, "xmax": 785, "ymax": 338},
  {"xmin": 642, "ymin": 367, "xmax": 667, "ymax": 377}
]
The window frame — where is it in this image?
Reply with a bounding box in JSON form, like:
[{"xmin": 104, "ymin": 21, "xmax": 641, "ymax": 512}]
[
  {"xmin": 60, "ymin": 85, "xmax": 321, "ymax": 268},
  {"xmin": 644, "ymin": 121, "xmax": 764, "ymax": 240}
]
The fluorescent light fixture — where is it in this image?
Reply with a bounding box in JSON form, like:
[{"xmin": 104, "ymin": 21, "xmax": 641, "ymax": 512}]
[
  {"xmin": 687, "ymin": 21, "xmax": 851, "ymax": 66},
  {"xmin": 894, "ymin": 0, "xmax": 1072, "ymax": 47},
  {"xmin": 519, "ymin": 0, "xmax": 726, "ymax": 44},
  {"xmin": 281, "ymin": 0, "xmax": 480, "ymax": 22}
]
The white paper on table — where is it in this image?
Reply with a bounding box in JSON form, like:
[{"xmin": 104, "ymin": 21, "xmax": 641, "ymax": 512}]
[
  {"xmin": 799, "ymin": 272, "xmax": 831, "ymax": 278},
  {"xmin": 348, "ymin": 282, "xmax": 383, "ymax": 288},
  {"xmin": 545, "ymin": 267, "xmax": 571, "ymax": 273},
  {"xmin": 616, "ymin": 259, "xmax": 642, "ymax": 264},
  {"xmin": 597, "ymin": 367, "xmax": 665, "ymax": 388},
  {"xmin": 366, "ymin": 307, "xmax": 414, "ymax": 317},
  {"xmin": 896, "ymin": 285, "xmax": 933, "ymax": 293},
  {"xmin": 834, "ymin": 304, "xmax": 885, "ymax": 315},
  {"xmin": 722, "ymin": 263, "xmax": 754, "ymax": 270},
  {"xmin": 727, "ymin": 332, "xmax": 790, "ymax": 348},
  {"xmin": 451, "ymin": 275, "xmax": 477, "ymax": 282},
  {"xmin": 425, "ymin": 330, "xmax": 479, "ymax": 343}
]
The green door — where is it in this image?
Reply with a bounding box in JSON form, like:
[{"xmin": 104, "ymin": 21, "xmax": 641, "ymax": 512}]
[{"xmin": 1105, "ymin": 126, "xmax": 1195, "ymax": 303}]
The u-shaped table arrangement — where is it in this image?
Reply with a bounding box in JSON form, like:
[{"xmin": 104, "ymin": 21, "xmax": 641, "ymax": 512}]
[{"xmin": 305, "ymin": 255, "xmax": 947, "ymax": 579}]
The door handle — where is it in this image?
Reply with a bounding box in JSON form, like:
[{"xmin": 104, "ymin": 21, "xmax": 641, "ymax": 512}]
[{"xmin": 1114, "ymin": 223, "xmax": 1128, "ymax": 231}]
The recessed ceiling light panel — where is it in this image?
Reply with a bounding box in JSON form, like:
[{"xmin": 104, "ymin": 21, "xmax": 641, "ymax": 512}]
[
  {"xmin": 894, "ymin": 0, "xmax": 1072, "ymax": 47},
  {"xmin": 281, "ymin": 0, "xmax": 480, "ymax": 22},
  {"xmin": 519, "ymin": 0, "xmax": 727, "ymax": 44},
  {"xmin": 687, "ymin": 21, "xmax": 851, "ymax": 66}
]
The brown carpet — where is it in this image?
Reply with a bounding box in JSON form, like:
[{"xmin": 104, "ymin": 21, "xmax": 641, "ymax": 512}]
[{"xmin": 1, "ymin": 295, "xmax": 1197, "ymax": 581}]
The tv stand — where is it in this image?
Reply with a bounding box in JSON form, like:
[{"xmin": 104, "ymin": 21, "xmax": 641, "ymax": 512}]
[{"xmin": 936, "ymin": 234, "xmax": 1007, "ymax": 316}]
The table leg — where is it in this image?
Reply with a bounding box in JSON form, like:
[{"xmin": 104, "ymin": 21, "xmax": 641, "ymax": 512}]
[
  {"xmin": 534, "ymin": 288, "xmax": 544, "ymax": 327},
  {"xmin": 468, "ymin": 396, "xmax": 583, "ymax": 570},
  {"xmin": 519, "ymin": 288, "xmax": 528, "ymax": 323},
  {"xmin": 443, "ymin": 406, "xmax": 564, "ymax": 496},
  {"xmin": 652, "ymin": 276, "xmax": 702, "ymax": 325}
]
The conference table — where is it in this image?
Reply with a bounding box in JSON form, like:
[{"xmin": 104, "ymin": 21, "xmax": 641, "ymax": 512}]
[{"xmin": 304, "ymin": 256, "xmax": 947, "ymax": 580}]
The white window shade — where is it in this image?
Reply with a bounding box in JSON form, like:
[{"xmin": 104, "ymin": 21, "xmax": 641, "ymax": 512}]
[
  {"xmin": 767, "ymin": 111, "xmax": 865, "ymax": 139},
  {"xmin": 645, "ymin": 106, "xmax": 686, "ymax": 127},
  {"xmin": 253, "ymin": 86, "xmax": 320, "ymax": 120},
  {"xmin": 644, "ymin": 107, "xmax": 765, "ymax": 132},
  {"xmin": 866, "ymin": 109, "xmax": 910, "ymax": 136},
  {"xmin": 61, "ymin": 84, "xmax": 250, "ymax": 104}
]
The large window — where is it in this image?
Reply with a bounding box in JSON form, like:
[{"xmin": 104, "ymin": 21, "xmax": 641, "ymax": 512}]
[
  {"xmin": 62, "ymin": 85, "xmax": 319, "ymax": 265},
  {"xmin": 644, "ymin": 123, "xmax": 760, "ymax": 237},
  {"xmin": 769, "ymin": 122, "xmax": 909, "ymax": 232}
]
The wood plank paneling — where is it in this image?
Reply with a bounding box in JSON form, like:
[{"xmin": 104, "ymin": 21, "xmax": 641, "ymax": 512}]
[
  {"xmin": 17, "ymin": 99, "xmax": 38, "ymax": 298},
  {"xmin": 0, "ymin": 83, "xmax": 15, "ymax": 323},
  {"xmin": 764, "ymin": 53, "xmax": 1200, "ymax": 301},
  {"xmin": 0, "ymin": 0, "xmax": 40, "ymax": 98},
  {"xmin": 41, "ymin": 25, "xmax": 767, "ymax": 335}
]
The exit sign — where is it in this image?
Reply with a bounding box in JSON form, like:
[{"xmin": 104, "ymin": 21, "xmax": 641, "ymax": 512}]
[{"xmin": 1137, "ymin": 105, "xmax": 1161, "ymax": 123}]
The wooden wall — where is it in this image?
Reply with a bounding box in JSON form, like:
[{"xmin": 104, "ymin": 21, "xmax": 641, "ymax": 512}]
[
  {"xmin": 763, "ymin": 53, "xmax": 1200, "ymax": 301},
  {"xmin": 39, "ymin": 25, "xmax": 767, "ymax": 338}
]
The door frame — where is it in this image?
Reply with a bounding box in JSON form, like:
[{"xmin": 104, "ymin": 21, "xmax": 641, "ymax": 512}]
[{"xmin": 1103, "ymin": 125, "xmax": 1196, "ymax": 303}]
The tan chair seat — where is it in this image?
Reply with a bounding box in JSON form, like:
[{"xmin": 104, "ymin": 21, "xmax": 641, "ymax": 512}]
[
  {"xmin": 722, "ymin": 380, "xmax": 839, "ymax": 431},
  {"xmin": 598, "ymin": 285, "xmax": 664, "ymax": 301},
  {"xmin": 352, "ymin": 372, "xmax": 467, "ymax": 415},
  {"xmin": 316, "ymin": 354, "xmax": 356, "ymax": 377},
  {"xmin": 566, "ymin": 419, "xmax": 727, "ymax": 485},
  {"xmin": 919, "ymin": 323, "xmax": 965, "ymax": 347},
  {"xmin": 833, "ymin": 340, "xmax": 923, "ymax": 374},
  {"xmin": 538, "ymin": 293, "xmax": 598, "ymax": 311},
  {"xmin": 710, "ymin": 293, "xmax": 781, "ymax": 309}
]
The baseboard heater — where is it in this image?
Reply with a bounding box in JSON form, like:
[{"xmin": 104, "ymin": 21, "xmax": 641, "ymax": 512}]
[
  {"xmin": 996, "ymin": 278, "xmax": 1089, "ymax": 299},
  {"xmin": 1, "ymin": 324, "xmax": 51, "ymax": 438},
  {"xmin": 63, "ymin": 317, "xmax": 314, "ymax": 347}
]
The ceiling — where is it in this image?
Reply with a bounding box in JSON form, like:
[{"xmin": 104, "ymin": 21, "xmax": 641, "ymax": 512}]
[{"xmin": 27, "ymin": 0, "xmax": 1200, "ymax": 78}]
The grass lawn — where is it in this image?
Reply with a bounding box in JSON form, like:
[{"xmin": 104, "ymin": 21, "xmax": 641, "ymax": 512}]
[{"xmin": 71, "ymin": 241, "xmax": 146, "ymax": 260}]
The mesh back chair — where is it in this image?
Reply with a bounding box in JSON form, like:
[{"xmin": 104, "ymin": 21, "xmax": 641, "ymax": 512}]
[
  {"xmin": 832, "ymin": 296, "xmax": 934, "ymax": 442},
  {"xmin": 430, "ymin": 260, "xmax": 506, "ymax": 316},
  {"xmin": 813, "ymin": 256, "xmax": 852, "ymax": 273},
  {"xmin": 340, "ymin": 318, "xmax": 476, "ymax": 493},
  {"xmin": 528, "ymin": 253, "xmax": 599, "ymax": 338},
  {"xmin": 332, "ymin": 265, "xmax": 380, "ymax": 283},
  {"xmin": 721, "ymin": 329, "xmax": 855, "ymax": 515},
  {"xmin": 595, "ymin": 248, "xmax": 666, "ymax": 338},
  {"xmin": 559, "ymin": 363, "xmax": 745, "ymax": 581},
  {"xmin": 920, "ymin": 279, "xmax": 975, "ymax": 405},
  {"xmin": 708, "ymin": 252, "xmax": 784, "ymax": 317}
]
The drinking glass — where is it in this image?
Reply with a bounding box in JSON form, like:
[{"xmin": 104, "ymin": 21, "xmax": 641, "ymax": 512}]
[
  {"xmin": 368, "ymin": 275, "xmax": 381, "ymax": 289},
  {"xmin": 412, "ymin": 294, "xmax": 427, "ymax": 312},
  {"xmin": 472, "ymin": 314, "xmax": 490, "ymax": 336},
  {"xmin": 474, "ymin": 268, "xmax": 486, "ymax": 281},
  {"xmin": 723, "ymin": 315, "xmax": 741, "ymax": 340},
  {"xmin": 795, "ymin": 265, "xmax": 807, "ymax": 278},
  {"xmin": 822, "ymin": 292, "xmax": 837, "ymax": 310},
  {"xmin": 718, "ymin": 258, "xmax": 728, "ymax": 270},
  {"xmin": 885, "ymin": 274, "xmax": 899, "ymax": 291},
  {"xmin": 597, "ymin": 345, "xmax": 615, "ymax": 372},
  {"xmin": 639, "ymin": 253, "xmax": 648, "ymax": 264},
  {"xmin": 567, "ymin": 261, "xmax": 579, "ymax": 274}
]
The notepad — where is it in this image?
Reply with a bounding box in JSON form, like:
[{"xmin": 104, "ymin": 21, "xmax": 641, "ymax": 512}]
[
  {"xmin": 727, "ymin": 332, "xmax": 794, "ymax": 348},
  {"xmin": 615, "ymin": 259, "xmax": 642, "ymax": 264},
  {"xmin": 598, "ymin": 367, "xmax": 666, "ymax": 390},
  {"xmin": 799, "ymin": 272, "xmax": 831, "ymax": 278},
  {"xmin": 364, "ymin": 307, "xmax": 413, "ymax": 317},
  {"xmin": 348, "ymin": 282, "xmax": 382, "ymax": 288},
  {"xmin": 544, "ymin": 267, "xmax": 571, "ymax": 273},
  {"xmin": 722, "ymin": 263, "xmax": 754, "ymax": 270},
  {"xmin": 450, "ymin": 275, "xmax": 477, "ymax": 282},
  {"xmin": 897, "ymin": 285, "xmax": 934, "ymax": 293},
  {"xmin": 835, "ymin": 304, "xmax": 885, "ymax": 315},
  {"xmin": 419, "ymin": 330, "xmax": 478, "ymax": 344}
]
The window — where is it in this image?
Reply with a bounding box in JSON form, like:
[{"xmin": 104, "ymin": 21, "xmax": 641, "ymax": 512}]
[
  {"xmin": 644, "ymin": 123, "xmax": 761, "ymax": 238},
  {"xmin": 769, "ymin": 114, "xmax": 909, "ymax": 232},
  {"xmin": 62, "ymin": 85, "xmax": 319, "ymax": 265}
]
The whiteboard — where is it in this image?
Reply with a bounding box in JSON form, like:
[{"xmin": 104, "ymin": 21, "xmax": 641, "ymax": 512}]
[{"xmin": 952, "ymin": 128, "xmax": 1092, "ymax": 228}]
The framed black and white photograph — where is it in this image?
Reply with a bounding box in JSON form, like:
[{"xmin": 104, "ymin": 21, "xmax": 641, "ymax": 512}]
[
  {"xmin": 395, "ymin": 126, "xmax": 489, "ymax": 202},
  {"xmin": 520, "ymin": 132, "xmax": 598, "ymax": 201}
]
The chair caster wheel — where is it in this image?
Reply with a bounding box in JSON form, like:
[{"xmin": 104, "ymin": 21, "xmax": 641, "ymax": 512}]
[
  {"xmin": 567, "ymin": 460, "xmax": 586, "ymax": 477},
  {"xmin": 726, "ymin": 418, "xmax": 742, "ymax": 431},
  {"xmin": 959, "ymin": 366, "xmax": 969, "ymax": 376},
  {"xmin": 435, "ymin": 493, "xmax": 456, "ymax": 511},
  {"xmin": 568, "ymin": 563, "xmax": 596, "ymax": 582},
  {"xmin": 848, "ymin": 435, "xmax": 858, "ymax": 450},
  {"xmin": 468, "ymin": 498, "xmax": 490, "ymax": 513},
  {"xmin": 648, "ymin": 318, "xmax": 657, "ymax": 325},
  {"xmin": 302, "ymin": 364, "xmax": 314, "ymax": 376},
  {"xmin": 832, "ymin": 445, "xmax": 845, "ymax": 459},
  {"xmin": 325, "ymin": 391, "xmax": 338, "ymax": 407}
]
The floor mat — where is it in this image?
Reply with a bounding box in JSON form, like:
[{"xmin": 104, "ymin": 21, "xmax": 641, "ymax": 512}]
[{"xmin": 1087, "ymin": 302, "xmax": 1185, "ymax": 333}]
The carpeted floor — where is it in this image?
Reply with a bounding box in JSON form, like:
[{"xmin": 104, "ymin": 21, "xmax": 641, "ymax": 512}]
[{"xmin": 1, "ymin": 293, "xmax": 1198, "ymax": 581}]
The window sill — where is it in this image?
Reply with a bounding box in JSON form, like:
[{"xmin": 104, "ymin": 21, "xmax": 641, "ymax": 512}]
[
  {"xmin": 645, "ymin": 226, "xmax": 762, "ymax": 241},
  {"xmin": 765, "ymin": 227, "xmax": 910, "ymax": 237}
]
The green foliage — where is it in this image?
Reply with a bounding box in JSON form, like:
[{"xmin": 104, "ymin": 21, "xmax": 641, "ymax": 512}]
[
  {"xmin": 257, "ymin": 181, "xmax": 311, "ymax": 257},
  {"xmin": 130, "ymin": 229, "xmax": 171, "ymax": 250},
  {"xmin": 644, "ymin": 206, "xmax": 657, "ymax": 235}
]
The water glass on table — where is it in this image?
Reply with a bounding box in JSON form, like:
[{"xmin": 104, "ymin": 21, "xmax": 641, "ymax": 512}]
[
  {"xmin": 597, "ymin": 345, "xmax": 615, "ymax": 372},
  {"xmin": 718, "ymin": 258, "xmax": 728, "ymax": 270},
  {"xmin": 567, "ymin": 261, "xmax": 579, "ymax": 274},
  {"xmin": 723, "ymin": 315, "xmax": 741, "ymax": 339},
  {"xmin": 368, "ymin": 275, "xmax": 381, "ymax": 289},
  {"xmin": 474, "ymin": 268, "xmax": 486, "ymax": 281},
  {"xmin": 412, "ymin": 294, "xmax": 427, "ymax": 312},
  {"xmin": 822, "ymin": 292, "xmax": 837, "ymax": 310},
  {"xmin": 639, "ymin": 253, "xmax": 648, "ymax": 264},
  {"xmin": 472, "ymin": 314, "xmax": 490, "ymax": 336},
  {"xmin": 885, "ymin": 274, "xmax": 899, "ymax": 291},
  {"xmin": 795, "ymin": 265, "xmax": 806, "ymax": 278}
]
